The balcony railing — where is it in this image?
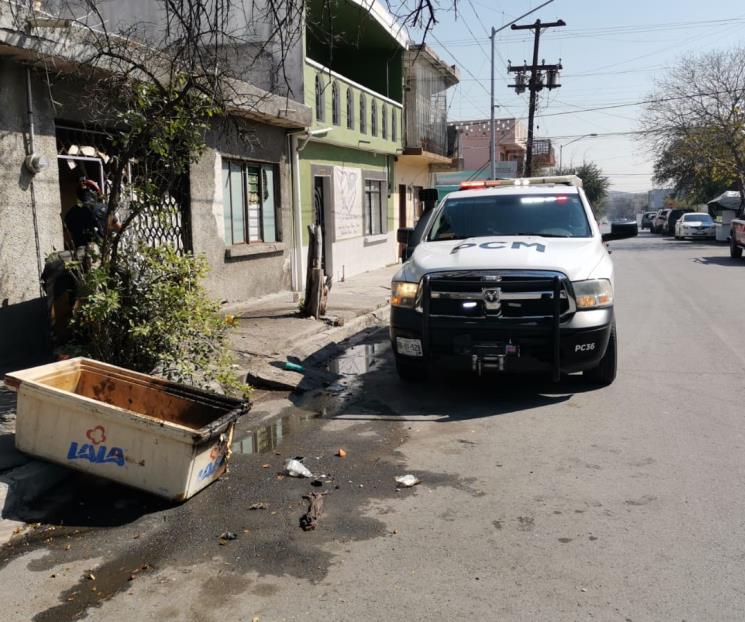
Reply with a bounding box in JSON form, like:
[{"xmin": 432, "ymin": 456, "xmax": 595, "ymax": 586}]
[{"xmin": 305, "ymin": 59, "xmax": 402, "ymax": 154}]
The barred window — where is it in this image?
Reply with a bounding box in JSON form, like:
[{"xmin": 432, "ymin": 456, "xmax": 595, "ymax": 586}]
[
  {"xmin": 331, "ymin": 82, "xmax": 340, "ymax": 125},
  {"xmin": 221, "ymin": 159, "xmax": 278, "ymax": 245},
  {"xmin": 360, "ymin": 95, "xmax": 367, "ymax": 133},
  {"xmin": 315, "ymin": 74, "xmax": 325, "ymax": 121},
  {"xmin": 346, "ymin": 88, "xmax": 354, "ymax": 130},
  {"xmin": 364, "ymin": 179, "xmax": 384, "ymax": 235}
]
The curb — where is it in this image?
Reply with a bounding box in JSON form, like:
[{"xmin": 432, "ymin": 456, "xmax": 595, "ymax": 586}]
[
  {"xmin": 293, "ymin": 305, "xmax": 389, "ymax": 360},
  {"xmin": 240, "ymin": 305, "xmax": 390, "ymax": 392}
]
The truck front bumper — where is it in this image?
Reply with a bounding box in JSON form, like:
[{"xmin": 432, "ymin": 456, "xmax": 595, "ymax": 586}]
[{"xmin": 390, "ymin": 306, "xmax": 613, "ymax": 376}]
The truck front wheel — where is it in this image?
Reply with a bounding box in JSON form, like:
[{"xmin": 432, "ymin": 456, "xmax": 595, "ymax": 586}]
[
  {"xmin": 583, "ymin": 321, "xmax": 617, "ymax": 386},
  {"xmin": 395, "ymin": 355, "xmax": 427, "ymax": 381}
]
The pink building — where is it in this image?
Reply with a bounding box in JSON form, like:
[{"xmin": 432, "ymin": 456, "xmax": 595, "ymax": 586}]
[{"xmin": 448, "ymin": 118, "xmax": 528, "ymax": 174}]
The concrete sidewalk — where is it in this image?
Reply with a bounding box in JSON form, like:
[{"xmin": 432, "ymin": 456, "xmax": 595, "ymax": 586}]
[
  {"xmin": 0, "ymin": 263, "xmax": 398, "ymax": 543},
  {"xmin": 228, "ymin": 263, "xmax": 398, "ymax": 390},
  {"xmin": 0, "ymin": 385, "xmax": 70, "ymax": 544}
]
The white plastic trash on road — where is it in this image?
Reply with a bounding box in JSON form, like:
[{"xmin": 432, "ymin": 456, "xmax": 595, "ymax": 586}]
[
  {"xmin": 395, "ymin": 474, "xmax": 421, "ymax": 488},
  {"xmin": 285, "ymin": 458, "xmax": 313, "ymax": 478}
]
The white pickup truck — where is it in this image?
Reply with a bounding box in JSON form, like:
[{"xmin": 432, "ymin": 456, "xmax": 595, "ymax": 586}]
[{"xmin": 390, "ymin": 176, "xmax": 637, "ymax": 386}]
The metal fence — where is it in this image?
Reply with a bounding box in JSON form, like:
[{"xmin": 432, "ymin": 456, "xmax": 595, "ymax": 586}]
[{"xmin": 56, "ymin": 124, "xmax": 192, "ymax": 254}]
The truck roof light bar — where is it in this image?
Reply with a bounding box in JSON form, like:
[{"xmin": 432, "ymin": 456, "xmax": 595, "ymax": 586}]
[{"xmin": 459, "ymin": 175, "xmax": 583, "ymax": 190}]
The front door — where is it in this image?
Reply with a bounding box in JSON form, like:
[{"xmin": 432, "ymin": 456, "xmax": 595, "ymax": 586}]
[{"xmin": 313, "ymin": 176, "xmax": 331, "ymax": 275}]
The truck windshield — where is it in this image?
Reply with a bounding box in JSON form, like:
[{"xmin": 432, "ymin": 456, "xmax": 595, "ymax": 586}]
[{"xmin": 428, "ymin": 194, "xmax": 592, "ymax": 241}]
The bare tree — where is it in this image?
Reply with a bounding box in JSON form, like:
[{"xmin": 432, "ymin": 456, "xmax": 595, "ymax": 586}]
[
  {"xmin": 7, "ymin": 0, "xmax": 307, "ymax": 268},
  {"xmin": 6, "ymin": 0, "xmax": 455, "ymax": 269},
  {"xmin": 641, "ymin": 47, "xmax": 745, "ymax": 207}
]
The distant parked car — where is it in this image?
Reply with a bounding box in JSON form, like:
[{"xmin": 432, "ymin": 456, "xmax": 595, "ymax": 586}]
[
  {"xmin": 641, "ymin": 211, "xmax": 657, "ymax": 230},
  {"xmin": 651, "ymin": 209, "xmax": 670, "ymax": 233},
  {"xmin": 674, "ymin": 213, "xmax": 716, "ymax": 240},
  {"xmin": 664, "ymin": 209, "xmax": 693, "ymax": 236}
]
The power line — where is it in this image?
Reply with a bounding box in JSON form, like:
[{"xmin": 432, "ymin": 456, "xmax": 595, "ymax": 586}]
[
  {"xmin": 430, "ymin": 32, "xmax": 489, "ymax": 98},
  {"xmin": 456, "ymin": 64, "xmax": 670, "ymax": 81},
  {"xmin": 566, "ymin": 14, "xmax": 745, "ymax": 76},
  {"xmin": 531, "ymin": 88, "xmax": 745, "ymax": 120},
  {"xmin": 544, "ymin": 130, "xmax": 657, "ymax": 139},
  {"xmin": 434, "ymin": 17, "xmax": 745, "ymax": 46},
  {"xmin": 460, "ymin": 0, "xmax": 490, "ymax": 63}
]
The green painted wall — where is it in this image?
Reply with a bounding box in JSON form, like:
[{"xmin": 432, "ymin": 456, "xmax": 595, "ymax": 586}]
[
  {"xmin": 299, "ymin": 142, "xmax": 394, "ymax": 245},
  {"xmin": 304, "ymin": 62, "xmax": 403, "ymax": 155}
]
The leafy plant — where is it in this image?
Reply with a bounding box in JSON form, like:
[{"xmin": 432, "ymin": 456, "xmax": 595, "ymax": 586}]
[
  {"xmin": 552, "ymin": 162, "xmax": 610, "ymax": 216},
  {"xmin": 66, "ymin": 245, "xmax": 250, "ymax": 398}
]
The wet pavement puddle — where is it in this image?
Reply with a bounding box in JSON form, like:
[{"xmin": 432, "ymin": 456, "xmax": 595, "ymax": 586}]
[
  {"xmin": 232, "ymin": 331, "xmax": 391, "ymax": 455},
  {"xmin": 231, "ymin": 411, "xmax": 320, "ymax": 455}
]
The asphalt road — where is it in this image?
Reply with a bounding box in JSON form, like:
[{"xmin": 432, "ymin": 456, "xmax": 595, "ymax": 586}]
[{"xmin": 2, "ymin": 233, "xmax": 745, "ymax": 621}]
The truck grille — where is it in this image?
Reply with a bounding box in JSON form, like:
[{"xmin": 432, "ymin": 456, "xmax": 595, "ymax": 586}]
[{"xmin": 424, "ymin": 270, "xmax": 575, "ymax": 320}]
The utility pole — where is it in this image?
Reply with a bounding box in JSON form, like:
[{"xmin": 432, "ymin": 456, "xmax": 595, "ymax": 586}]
[
  {"xmin": 489, "ymin": 26, "xmax": 496, "ymax": 179},
  {"xmin": 489, "ymin": 0, "xmax": 555, "ymax": 180},
  {"xmin": 507, "ymin": 18, "xmax": 565, "ymax": 177}
]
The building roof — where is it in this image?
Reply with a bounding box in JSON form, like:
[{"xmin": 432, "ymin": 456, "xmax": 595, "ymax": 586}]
[
  {"xmin": 351, "ymin": 0, "xmax": 409, "ymax": 48},
  {"xmin": 406, "ymin": 43, "xmax": 459, "ymax": 86}
]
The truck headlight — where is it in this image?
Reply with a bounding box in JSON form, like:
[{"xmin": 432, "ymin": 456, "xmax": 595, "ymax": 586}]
[
  {"xmin": 391, "ymin": 281, "xmax": 420, "ymax": 308},
  {"xmin": 572, "ymin": 279, "xmax": 613, "ymax": 309}
]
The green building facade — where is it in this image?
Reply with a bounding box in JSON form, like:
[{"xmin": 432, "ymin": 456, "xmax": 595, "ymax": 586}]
[{"xmin": 297, "ymin": 0, "xmax": 406, "ymax": 283}]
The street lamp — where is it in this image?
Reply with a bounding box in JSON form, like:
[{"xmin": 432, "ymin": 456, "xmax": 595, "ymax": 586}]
[{"xmin": 558, "ymin": 133, "xmax": 597, "ymax": 170}]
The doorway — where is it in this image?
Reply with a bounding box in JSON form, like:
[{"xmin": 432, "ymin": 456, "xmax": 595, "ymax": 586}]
[
  {"xmin": 413, "ymin": 185, "xmax": 424, "ymax": 221},
  {"xmin": 312, "ymin": 175, "xmax": 332, "ymax": 276}
]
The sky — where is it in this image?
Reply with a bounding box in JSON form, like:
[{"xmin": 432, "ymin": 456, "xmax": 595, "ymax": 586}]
[{"xmin": 406, "ymin": 0, "xmax": 745, "ymax": 193}]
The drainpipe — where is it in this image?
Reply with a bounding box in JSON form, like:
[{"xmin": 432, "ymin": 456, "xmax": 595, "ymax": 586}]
[
  {"xmin": 289, "ymin": 132, "xmax": 304, "ymax": 292},
  {"xmin": 25, "ymin": 66, "xmax": 44, "ymax": 297}
]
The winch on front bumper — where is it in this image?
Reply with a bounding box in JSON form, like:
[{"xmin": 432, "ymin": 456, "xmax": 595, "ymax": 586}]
[{"xmin": 390, "ymin": 270, "xmax": 613, "ymax": 380}]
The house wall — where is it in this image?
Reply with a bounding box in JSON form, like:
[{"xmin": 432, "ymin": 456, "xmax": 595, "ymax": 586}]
[
  {"xmin": 297, "ymin": 57, "xmax": 402, "ymax": 283},
  {"xmin": 45, "ymin": 0, "xmax": 306, "ymax": 101},
  {"xmin": 299, "ymin": 142, "xmax": 397, "ymax": 283},
  {"xmin": 450, "ymin": 118, "xmax": 527, "ymax": 172},
  {"xmin": 394, "ymin": 156, "xmax": 431, "ymax": 228},
  {"xmin": 0, "ymin": 60, "xmax": 64, "ymax": 367},
  {"xmin": 191, "ymin": 119, "xmax": 294, "ymax": 303}
]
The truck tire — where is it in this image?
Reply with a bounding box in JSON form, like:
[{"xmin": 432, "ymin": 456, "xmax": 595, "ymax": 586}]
[
  {"xmin": 395, "ymin": 355, "xmax": 427, "ymax": 381},
  {"xmin": 730, "ymin": 234, "xmax": 742, "ymax": 258},
  {"xmin": 584, "ymin": 321, "xmax": 617, "ymax": 386}
]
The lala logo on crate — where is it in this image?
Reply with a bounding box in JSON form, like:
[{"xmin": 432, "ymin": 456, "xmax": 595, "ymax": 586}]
[
  {"xmin": 197, "ymin": 445, "xmax": 226, "ymax": 481},
  {"xmin": 67, "ymin": 425, "xmax": 125, "ymax": 467}
]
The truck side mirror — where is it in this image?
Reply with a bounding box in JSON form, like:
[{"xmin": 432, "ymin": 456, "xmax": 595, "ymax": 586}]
[
  {"xmin": 397, "ymin": 227, "xmax": 414, "ymax": 246},
  {"xmin": 602, "ymin": 221, "xmax": 638, "ymax": 242}
]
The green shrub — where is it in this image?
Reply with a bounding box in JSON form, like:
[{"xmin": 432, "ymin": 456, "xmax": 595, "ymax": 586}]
[{"xmin": 66, "ymin": 245, "xmax": 249, "ymax": 397}]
